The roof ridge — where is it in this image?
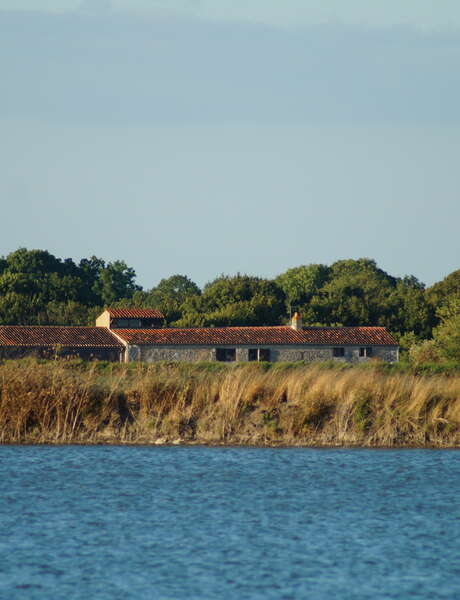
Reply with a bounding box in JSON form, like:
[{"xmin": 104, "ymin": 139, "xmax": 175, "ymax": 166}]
[
  {"xmin": 114, "ymin": 324, "xmax": 388, "ymax": 332},
  {"xmin": 115, "ymin": 325, "xmax": 291, "ymax": 332},
  {"xmin": 302, "ymin": 325, "xmax": 386, "ymax": 330},
  {"xmin": 0, "ymin": 325, "xmax": 102, "ymax": 329}
]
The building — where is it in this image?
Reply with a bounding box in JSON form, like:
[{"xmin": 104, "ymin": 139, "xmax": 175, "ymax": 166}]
[
  {"xmin": 0, "ymin": 325, "xmax": 124, "ymax": 361},
  {"xmin": 106, "ymin": 311, "xmax": 399, "ymax": 363},
  {"xmin": 95, "ymin": 307, "xmax": 164, "ymax": 329},
  {"xmin": 0, "ymin": 310, "xmax": 399, "ymax": 363}
]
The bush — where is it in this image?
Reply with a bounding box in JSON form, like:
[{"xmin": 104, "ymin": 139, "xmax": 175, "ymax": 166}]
[{"xmin": 409, "ymin": 340, "xmax": 442, "ymax": 366}]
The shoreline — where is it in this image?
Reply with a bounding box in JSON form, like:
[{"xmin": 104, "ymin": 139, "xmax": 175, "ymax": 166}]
[
  {"xmin": 2, "ymin": 441, "xmax": 460, "ymax": 449},
  {"xmin": 1, "ymin": 359, "xmax": 459, "ymax": 447}
]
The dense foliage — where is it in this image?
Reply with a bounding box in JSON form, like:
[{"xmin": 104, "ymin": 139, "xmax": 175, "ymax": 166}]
[
  {"xmin": 0, "ymin": 247, "xmax": 459, "ymax": 361},
  {"xmin": 0, "ymin": 249, "xmax": 139, "ymax": 325}
]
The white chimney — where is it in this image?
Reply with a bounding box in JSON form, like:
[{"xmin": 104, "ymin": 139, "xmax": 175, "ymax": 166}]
[{"xmin": 291, "ymin": 312, "xmax": 302, "ymax": 330}]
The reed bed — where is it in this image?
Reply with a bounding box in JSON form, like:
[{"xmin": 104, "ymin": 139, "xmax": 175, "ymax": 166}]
[{"xmin": 0, "ymin": 359, "xmax": 459, "ymax": 446}]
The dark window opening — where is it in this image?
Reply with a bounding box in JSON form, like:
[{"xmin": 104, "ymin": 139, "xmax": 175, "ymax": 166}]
[
  {"xmin": 216, "ymin": 348, "xmax": 236, "ymax": 362},
  {"xmin": 333, "ymin": 347, "xmax": 345, "ymax": 358},
  {"xmin": 113, "ymin": 318, "xmax": 142, "ymax": 329},
  {"xmin": 140, "ymin": 319, "xmax": 162, "ymax": 328},
  {"xmin": 114, "ymin": 319, "xmax": 128, "ymax": 328},
  {"xmin": 359, "ymin": 347, "xmax": 373, "ymax": 357},
  {"xmin": 259, "ymin": 348, "xmax": 271, "ymax": 362},
  {"xmin": 248, "ymin": 348, "xmax": 271, "ymax": 362}
]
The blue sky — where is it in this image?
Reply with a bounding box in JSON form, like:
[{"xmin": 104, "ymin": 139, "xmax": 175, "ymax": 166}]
[
  {"xmin": 1, "ymin": 1, "xmax": 459, "ymax": 289},
  {"xmin": 3, "ymin": 1, "xmax": 460, "ymax": 29}
]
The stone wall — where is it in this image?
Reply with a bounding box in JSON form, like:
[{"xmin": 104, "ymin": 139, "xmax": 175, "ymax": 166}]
[
  {"xmin": 272, "ymin": 345, "xmax": 398, "ymax": 363},
  {"xmin": 125, "ymin": 344, "xmax": 398, "ymax": 363},
  {"xmin": 130, "ymin": 345, "xmax": 214, "ymax": 363},
  {"xmin": 0, "ymin": 346, "xmax": 123, "ymax": 362},
  {"xmin": 273, "ymin": 347, "xmax": 331, "ymax": 362},
  {"xmin": 372, "ymin": 346, "xmax": 399, "ymax": 362}
]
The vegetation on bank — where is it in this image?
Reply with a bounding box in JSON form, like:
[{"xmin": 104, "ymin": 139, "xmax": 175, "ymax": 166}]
[{"xmin": 1, "ymin": 359, "xmax": 459, "ymax": 447}]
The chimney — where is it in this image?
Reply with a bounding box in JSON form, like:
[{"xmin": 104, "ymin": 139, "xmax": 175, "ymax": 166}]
[{"xmin": 291, "ymin": 312, "xmax": 302, "ymax": 330}]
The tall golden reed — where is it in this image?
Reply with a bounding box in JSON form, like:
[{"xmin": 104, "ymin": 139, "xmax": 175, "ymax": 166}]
[{"xmin": 0, "ymin": 359, "xmax": 459, "ymax": 446}]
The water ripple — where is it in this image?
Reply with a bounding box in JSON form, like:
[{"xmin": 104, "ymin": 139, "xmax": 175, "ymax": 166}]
[{"xmin": 0, "ymin": 446, "xmax": 459, "ymax": 599}]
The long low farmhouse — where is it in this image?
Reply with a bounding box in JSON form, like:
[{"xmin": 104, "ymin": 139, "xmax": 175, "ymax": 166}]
[
  {"xmin": 0, "ymin": 325, "xmax": 124, "ymax": 361},
  {"xmin": 0, "ymin": 308, "xmax": 399, "ymax": 363}
]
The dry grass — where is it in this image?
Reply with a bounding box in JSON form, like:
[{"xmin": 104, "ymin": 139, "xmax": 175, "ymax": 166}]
[{"xmin": 1, "ymin": 359, "xmax": 459, "ymax": 446}]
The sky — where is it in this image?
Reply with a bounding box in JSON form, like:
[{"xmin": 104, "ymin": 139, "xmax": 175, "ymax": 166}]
[{"xmin": 1, "ymin": 1, "xmax": 460, "ymax": 289}]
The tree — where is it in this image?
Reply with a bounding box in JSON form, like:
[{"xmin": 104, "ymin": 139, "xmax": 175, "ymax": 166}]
[
  {"xmin": 146, "ymin": 275, "xmax": 201, "ymax": 323},
  {"xmin": 0, "ymin": 249, "xmax": 87, "ymax": 323},
  {"xmin": 113, "ymin": 275, "xmax": 201, "ymax": 324},
  {"xmin": 432, "ymin": 298, "xmax": 460, "ymax": 362},
  {"xmin": 78, "ymin": 256, "xmax": 106, "ymax": 305},
  {"xmin": 426, "ymin": 269, "xmax": 460, "ymax": 309},
  {"xmin": 6, "ymin": 248, "xmax": 65, "ymax": 275},
  {"xmin": 309, "ymin": 259, "xmax": 396, "ymax": 326},
  {"xmin": 95, "ymin": 261, "xmax": 140, "ymax": 306},
  {"xmin": 0, "ymin": 248, "xmax": 142, "ymax": 325},
  {"xmin": 0, "ymin": 293, "xmax": 41, "ymax": 325},
  {"xmin": 275, "ymin": 264, "xmax": 330, "ymax": 313},
  {"xmin": 178, "ymin": 274, "xmax": 285, "ymax": 327},
  {"xmin": 386, "ymin": 277, "xmax": 434, "ymax": 338},
  {"xmin": 39, "ymin": 301, "xmax": 94, "ymax": 326}
]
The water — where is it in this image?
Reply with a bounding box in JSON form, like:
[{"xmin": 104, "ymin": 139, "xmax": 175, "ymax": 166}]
[{"xmin": 0, "ymin": 447, "xmax": 459, "ymax": 600}]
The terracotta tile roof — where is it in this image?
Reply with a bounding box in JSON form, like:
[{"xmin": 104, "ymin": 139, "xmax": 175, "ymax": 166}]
[
  {"xmin": 0, "ymin": 326, "xmax": 123, "ymax": 348},
  {"xmin": 106, "ymin": 308, "xmax": 164, "ymax": 319},
  {"xmin": 114, "ymin": 326, "xmax": 398, "ymax": 346}
]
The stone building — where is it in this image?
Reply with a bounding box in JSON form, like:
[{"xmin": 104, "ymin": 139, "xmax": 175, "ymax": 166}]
[
  {"xmin": 108, "ymin": 312, "xmax": 399, "ymax": 364},
  {"xmin": 96, "ymin": 307, "xmax": 164, "ymax": 330},
  {"xmin": 0, "ymin": 325, "xmax": 124, "ymax": 361},
  {"xmin": 0, "ymin": 310, "xmax": 399, "ymax": 363}
]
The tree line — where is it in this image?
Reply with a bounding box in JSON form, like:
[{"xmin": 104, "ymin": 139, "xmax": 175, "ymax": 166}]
[{"xmin": 1, "ymin": 248, "xmax": 459, "ymax": 361}]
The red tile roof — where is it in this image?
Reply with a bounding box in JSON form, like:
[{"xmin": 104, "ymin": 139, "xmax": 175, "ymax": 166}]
[
  {"xmin": 0, "ymin": 326, "xmax": 123, "ymax": 347},
  {"xmin": 106, "ymin": 308, "xmax": 164, "ymax": 319},
  {"xmin": 114, "ymin": 326, "xmax": 398, "ymax": 346}
]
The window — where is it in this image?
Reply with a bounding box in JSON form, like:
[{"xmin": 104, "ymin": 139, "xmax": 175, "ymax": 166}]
[
  {"xmin": 248, "ymin": 349, "xmax": 258, "ymax": 361},
  {"xmin": 359, "ymin": 347, "xmax": 373, "ymax": 358},
  {"xmin": 114, "ymin": 319, "xmax": 129, "ymax": 328},
  {"xmin": 259, "ymin": 348, "xmax": 271, "ymax": 362},
  {"xmin": 333, "ymin": 347, "xmax": 345, "ymax": 358},
  {"xmin": 113, "ymin": 319, "xmax": 142, "ymax": 329},
  {"xmin": 248, "ymin": 348, "xmax": 271, "ymax": 362},
  {"xmin": 216, "ymin": 348, "xmax": 236, "ymax": 362},
  {"xmin": 140, "ymin": 319, "xmax": 162, "ymax": 328}
]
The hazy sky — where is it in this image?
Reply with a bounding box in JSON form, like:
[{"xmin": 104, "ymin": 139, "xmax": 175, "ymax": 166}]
[
  {"xmin": 1, "ymin": 1, "xmax": 459, "ymax": 289},
  {"xmin": 3, "ymin": 0, "xmax": 460, "ymax": 29}
]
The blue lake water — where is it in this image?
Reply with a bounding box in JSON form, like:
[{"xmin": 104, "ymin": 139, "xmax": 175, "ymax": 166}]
[{"xmin": 0, "ymin": 446, "xmax": 459, "ymax": 600}]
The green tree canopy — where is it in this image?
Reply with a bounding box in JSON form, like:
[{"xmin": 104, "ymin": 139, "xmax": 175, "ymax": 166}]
[
  {"xmin": 178, "ymin": 274, "xmax": 285, "ymax": 327},
  {"xmin": 121, "ymin": 274, "xmax": 201, "ymax": 323},
  {"xmin": 386, "ymin": 277, "xmax": 434, "ymax": 338},
  {"xmin": 306, "ymin": 258, "xmax": 397, "ymax": 326},
  {"xmin": 426, "ymin": 269, "xmax": 460, "ymax": 309},
  {"xmin": 0, "ymin": 247, "xmax": 456, "ymax": 339},
  {"xmin": 275, "ymin": 264, "xmax": 330, "ymax": 311},
  {"xmin": 0, "ymin": 249, "xmax": 141, "ymax": 325},
  {"xmin": 95, "ymin": 260, "xmax": 140, "ymax": 306},
  {"xmin": 432, "ymin": 298, "xmax": 460, "ymax": 361}
]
